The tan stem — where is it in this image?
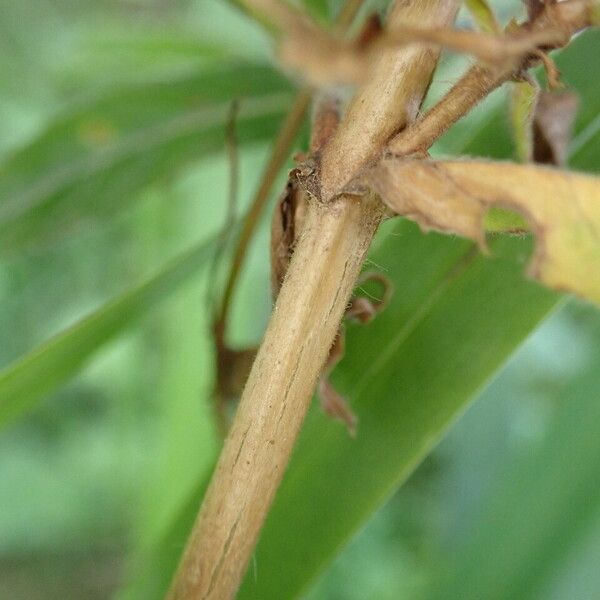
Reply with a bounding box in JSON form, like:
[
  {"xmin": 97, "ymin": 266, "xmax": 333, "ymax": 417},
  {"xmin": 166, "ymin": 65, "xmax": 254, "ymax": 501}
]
[
  {"xmin": 388, "ymin": 61, "xmax": 512, "ymax": 156},
  {"xmin": 168, "ymin": 1, "xmax": 461, "ymax": 598},
  {"xmin": 168, "ymin": 192, "xmax": 384, "ymax": 600}
]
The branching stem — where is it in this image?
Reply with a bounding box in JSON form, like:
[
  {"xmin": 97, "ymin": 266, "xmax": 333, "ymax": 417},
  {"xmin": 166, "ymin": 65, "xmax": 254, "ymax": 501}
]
[{"xmin": 167, "ymin": 1, "xmax": 466, "ymax": 598}]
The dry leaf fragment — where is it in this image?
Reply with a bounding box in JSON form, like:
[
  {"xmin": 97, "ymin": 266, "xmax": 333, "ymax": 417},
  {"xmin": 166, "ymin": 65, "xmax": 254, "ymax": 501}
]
[
  {"xmin": 533, "ymin": 91, "xmax": 579, "ymax": 166},
  {"xmin": 270, "ymin": 178, "xmax": 308, "ymax": 298},
  {"xmin": 527, "ymin": 0, "xmax": 549, "ymax": 21},
  {"xmin": 366, "ymin": 159, "xmax": 600, "ymax": 304}
]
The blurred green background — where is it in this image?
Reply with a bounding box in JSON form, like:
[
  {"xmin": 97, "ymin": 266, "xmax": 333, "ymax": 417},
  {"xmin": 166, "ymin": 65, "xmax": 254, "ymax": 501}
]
[{"xmin": 0, "ymin": 0, "xmax": 599, "ymax": 598}]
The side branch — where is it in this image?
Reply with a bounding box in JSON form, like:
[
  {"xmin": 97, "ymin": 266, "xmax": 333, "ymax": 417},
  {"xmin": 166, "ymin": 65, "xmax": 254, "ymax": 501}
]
[{"xmin": 387, "ymin": 0, "xmax": 597, "ymax": 156}]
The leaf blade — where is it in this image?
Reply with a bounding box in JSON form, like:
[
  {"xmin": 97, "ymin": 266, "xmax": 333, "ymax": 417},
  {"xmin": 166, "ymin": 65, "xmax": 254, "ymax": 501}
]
[
  {"xmin": 0, "ymin": 64, "xmax": 291, "ymax": 253},
  {"xmin": 0, "ymin": 234, "xmax": 217, "ymax": 426}
]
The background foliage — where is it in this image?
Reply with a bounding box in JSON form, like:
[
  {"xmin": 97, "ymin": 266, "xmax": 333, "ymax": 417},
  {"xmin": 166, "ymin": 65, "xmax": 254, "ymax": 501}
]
[{"xmin": 0, "ymin": 1, "xmax": 599, "ymax": 598}]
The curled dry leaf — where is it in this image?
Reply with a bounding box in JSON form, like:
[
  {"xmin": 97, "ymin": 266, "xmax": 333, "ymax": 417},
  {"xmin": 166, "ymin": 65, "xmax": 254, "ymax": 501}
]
[
  {"xmin": 364, "ymin": 159, "xmax": 600, "ymax": 304},
  {"xmin": 270, "ymin": 177, "xmax": 308, "ymax": 298},
  {"xmin": 318, "ymin": 332, "xmax": 358, "ymax": 437}
]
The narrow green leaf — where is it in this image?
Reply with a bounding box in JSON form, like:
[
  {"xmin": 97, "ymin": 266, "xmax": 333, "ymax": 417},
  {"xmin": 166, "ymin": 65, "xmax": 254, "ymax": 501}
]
[
  {"xmin": 464, "ymin": 0, "xmax": 500, "ymax": 34},
  {"xmin": 302, "ymin": 0, "xmax": 331, "ymax": 22},
  {"xmin": 0, "ymin": 64, "xmax": 291, "ymax": 253},
  {"xmin": 428, "ymin": 307, "xmax": 600, "ymax": 600},
  {"xmin": 510, "ymin": 79, "xmax": 539, "ymax": 163},
  {"xmin": 0, "ymin": 234, "xmax": 217, "ymax": 426}
]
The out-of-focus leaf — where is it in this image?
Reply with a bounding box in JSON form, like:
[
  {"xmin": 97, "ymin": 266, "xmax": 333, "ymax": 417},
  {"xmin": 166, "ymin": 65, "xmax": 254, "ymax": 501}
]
[
  {"xmin": 427, "ymin": 306, "xmax": 600, "ymax": 600},
  {"xmin": 0, "ymin": 64, "xmax": 291, "ymax": 253},
  {"xmin": 464, "ymin": 0, "xmax": 500, "ymax": 34},
  {"xmin": 510, "ymin": 79, "xmax": 539, "ymax": 163},
  {"xmin": 0, "ymin": 233, "xmax": 218, "ymax": 426},
  {"xmin": 64, "ymin": 31, "xmax": 233, "ymax": 85},
  {"xmin": 302, "ymin": 0, "xmax": 331, "ymax": 22},
  {"xmin": 119, "ymin": 478, "xmax": 209, "ymax": 600},
  {"xmin": 533, "ymin": 91, "xmax": 579, "ymax": 166}
]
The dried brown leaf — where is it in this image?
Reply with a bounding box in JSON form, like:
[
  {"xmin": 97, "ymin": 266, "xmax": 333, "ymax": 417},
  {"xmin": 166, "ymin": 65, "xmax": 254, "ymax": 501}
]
[
  {"xmin": 270, "ymin": 178, "xmax": 308, "ymax": 299},
  {"xmin": 533, "ymin": 91, "xmax": 579, "ymax": 166},
  {"xmin": 366, "ymin": 159, "xmax": 600, "ymax": 304}
]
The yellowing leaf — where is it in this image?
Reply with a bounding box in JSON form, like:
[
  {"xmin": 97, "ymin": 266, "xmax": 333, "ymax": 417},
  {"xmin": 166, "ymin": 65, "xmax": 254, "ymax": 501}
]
[
  {"xmin": 366, "ymin": 159, "xmax": 600, "ymax": 304},
  {"xmin": 464, "ymin": 0, "xmax": 500, "ymax": 34},
  {"xmin": 593, "ymin": 0, "xmax": 600, "ymax": 24}
]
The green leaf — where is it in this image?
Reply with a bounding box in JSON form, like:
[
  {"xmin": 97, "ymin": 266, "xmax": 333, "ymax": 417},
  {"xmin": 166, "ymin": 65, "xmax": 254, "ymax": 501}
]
[
  {"xmin": 428, "ymin": 305, "xmax": 600, "ymax": 600},
  {"xmin": 463, "ymin": 0, "xmax": 500, "ymax": 34},
  {"xmin": 0, "ymin": 233, "xmax": 217, "ymax": 426},
  {"xmin": 240, "ymin": 30, "xmax": 600, "ymax": 599},
  {"xmin": 239, "ymin": 226, "xmax": 558, "ymax": 600},
  {"xmin": 0, "ymin": 64, "xmax": 291, "ymax": 253},
  {"xmin": 509, "ymin": 79, "xmax": 539, "ymax": 163},
  {"xmin": 302, "ymin": 0, "xmax": 331, "ymax": 22}
]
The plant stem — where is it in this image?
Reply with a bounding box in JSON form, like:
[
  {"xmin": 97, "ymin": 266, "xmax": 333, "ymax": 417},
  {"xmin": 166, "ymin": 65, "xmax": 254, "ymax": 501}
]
[
  {"xmin": 168, "ymin": 1, "xmax": 460, "ymax": 598},
  {"xmin": 319, "ymin": 0, "xmax": 461, "ymax": 198},
  {"xmin": 215, "ymin": 90, "xmax": 310, "ymax": 344},
  {"xmin": 387, "ymin": 0, "xmax": 596, "ymax": 156},
  {"xmin": 168, "ymin": 192, "xmax": 383, "ymax": 600},
  {"xmin": 215, "ymin": 0, "xmax": 365, "ymax": 345}
]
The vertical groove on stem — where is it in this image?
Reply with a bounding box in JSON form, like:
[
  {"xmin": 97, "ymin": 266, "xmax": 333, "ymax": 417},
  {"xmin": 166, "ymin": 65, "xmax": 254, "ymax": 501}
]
[{"xmin": 169, "ymin": 192, "xmax": 384, "ymax": 600}]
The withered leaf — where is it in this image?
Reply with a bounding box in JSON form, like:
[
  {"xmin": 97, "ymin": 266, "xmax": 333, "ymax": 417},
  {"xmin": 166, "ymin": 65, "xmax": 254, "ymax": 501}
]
[
  {"xmin": 527, "ymin": 0, "xmax": 548, "ymax": 22},
  {"xmin": 533, "ymin": 91, "xmax": 579, "ymax": 166},
  {"xmin": 270, "ymin": 178, "xmax": 308, "ymax": 299},
  {"xmin": 367, "ymin": 159, "xmax": 600, "ymax": 304}
]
